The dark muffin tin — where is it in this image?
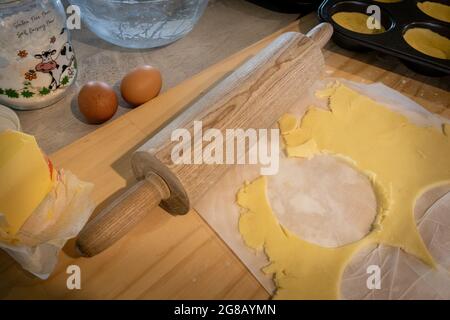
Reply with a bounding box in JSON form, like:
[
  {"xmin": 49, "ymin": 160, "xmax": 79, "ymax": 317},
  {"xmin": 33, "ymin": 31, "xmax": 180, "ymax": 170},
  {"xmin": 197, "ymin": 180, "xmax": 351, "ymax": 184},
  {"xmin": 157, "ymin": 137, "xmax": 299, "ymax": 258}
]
[{"xmin": 318, "ymin": 0, "xmax": 450, "ymax": 76}]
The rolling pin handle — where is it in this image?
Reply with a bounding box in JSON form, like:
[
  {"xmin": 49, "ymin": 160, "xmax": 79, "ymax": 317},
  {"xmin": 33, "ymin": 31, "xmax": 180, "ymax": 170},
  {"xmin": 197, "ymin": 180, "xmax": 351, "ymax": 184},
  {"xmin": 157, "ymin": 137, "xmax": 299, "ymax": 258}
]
[
  {"xmin": 306, "ymin": 22, "xmax": 333, "ymax": 49},
  {"xmin": 76, "ymin": 173, "xmax": 170, "ymax": 257}
]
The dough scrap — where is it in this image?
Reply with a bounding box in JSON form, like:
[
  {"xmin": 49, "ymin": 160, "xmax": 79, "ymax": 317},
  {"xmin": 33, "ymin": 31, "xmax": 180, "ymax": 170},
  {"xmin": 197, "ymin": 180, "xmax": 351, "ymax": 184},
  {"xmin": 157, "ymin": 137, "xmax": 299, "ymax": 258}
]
[
  {"xmin": 417, "ymin": 1, "xmax": 450, "ymax": 23},
  {"xmin": 277, "ymin": 114, "xmax": 298, "ymax": 135},
  {"xmin": 237, "ymin": 82, "xmax": 450, "ymax": 299},
  {"xmin": 403, "ymin": 28, "xmax": 450, "ymax": 60},
  {"xmin": 332, "ymin": 12, "xmax": 385, "ymax": 35}
]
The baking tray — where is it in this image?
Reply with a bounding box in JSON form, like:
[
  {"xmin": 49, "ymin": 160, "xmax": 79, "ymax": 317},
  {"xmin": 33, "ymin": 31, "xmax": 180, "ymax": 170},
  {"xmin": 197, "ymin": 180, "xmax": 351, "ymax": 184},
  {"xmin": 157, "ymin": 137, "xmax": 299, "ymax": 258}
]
[{"xmin": 318, "ymin": 0, "xmax": 450, "ymax": 76}]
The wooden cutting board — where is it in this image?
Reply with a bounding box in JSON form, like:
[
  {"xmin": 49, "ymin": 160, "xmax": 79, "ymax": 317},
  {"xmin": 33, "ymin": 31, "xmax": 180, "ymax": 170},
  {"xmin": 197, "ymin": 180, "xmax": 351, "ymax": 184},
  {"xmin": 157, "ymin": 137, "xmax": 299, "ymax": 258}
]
[{"xmin": 0, "ymin": 14, "xmax": 448, "ymax": 299}]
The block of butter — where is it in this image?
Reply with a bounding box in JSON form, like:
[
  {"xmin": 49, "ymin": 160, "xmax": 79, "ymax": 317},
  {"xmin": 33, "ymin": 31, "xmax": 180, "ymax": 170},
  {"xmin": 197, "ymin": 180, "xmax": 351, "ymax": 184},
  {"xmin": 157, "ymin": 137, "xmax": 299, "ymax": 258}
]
[{"xmin": 0, "ymin": 130, "xmax": 53, "ymax": 236}]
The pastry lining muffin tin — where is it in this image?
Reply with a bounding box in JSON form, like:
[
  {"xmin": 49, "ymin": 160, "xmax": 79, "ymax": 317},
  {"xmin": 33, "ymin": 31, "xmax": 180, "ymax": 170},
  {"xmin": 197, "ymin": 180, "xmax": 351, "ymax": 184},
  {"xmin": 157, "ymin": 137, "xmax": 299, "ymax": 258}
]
[{"xmin": 318, "ymin": 0, "xmax": 450, "ymax": 76}]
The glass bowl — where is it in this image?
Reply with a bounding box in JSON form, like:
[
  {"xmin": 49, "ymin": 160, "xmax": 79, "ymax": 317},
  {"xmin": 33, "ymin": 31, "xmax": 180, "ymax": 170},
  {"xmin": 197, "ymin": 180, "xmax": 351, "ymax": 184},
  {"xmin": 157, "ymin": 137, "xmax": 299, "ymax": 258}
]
[{"xmin": 69, "ymin": 0, "xmax": 208, "ymax": 49}]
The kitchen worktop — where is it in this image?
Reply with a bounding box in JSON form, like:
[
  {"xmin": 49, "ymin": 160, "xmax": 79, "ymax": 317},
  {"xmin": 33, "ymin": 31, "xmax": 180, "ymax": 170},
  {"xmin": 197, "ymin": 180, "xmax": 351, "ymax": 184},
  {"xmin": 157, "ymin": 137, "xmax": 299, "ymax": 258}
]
[
  {"xmin": 16, "ymin": 0, "xmax": 299, "ymax": 154},
  {"xmin": 1, "ymin": 2, "xmax": 449, "ymax": 300}
]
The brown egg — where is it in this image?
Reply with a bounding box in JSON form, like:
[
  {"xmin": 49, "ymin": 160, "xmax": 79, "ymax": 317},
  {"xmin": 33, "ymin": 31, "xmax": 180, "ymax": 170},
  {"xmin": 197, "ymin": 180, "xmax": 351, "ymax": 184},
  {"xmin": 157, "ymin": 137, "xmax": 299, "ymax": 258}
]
[
  {"xmin": 78, "ymin": 81, "xmax": 118, "ymax": 124},
  {"xmin": 120, "ymin": 65, "xmax": 162, "ymax": 107}
]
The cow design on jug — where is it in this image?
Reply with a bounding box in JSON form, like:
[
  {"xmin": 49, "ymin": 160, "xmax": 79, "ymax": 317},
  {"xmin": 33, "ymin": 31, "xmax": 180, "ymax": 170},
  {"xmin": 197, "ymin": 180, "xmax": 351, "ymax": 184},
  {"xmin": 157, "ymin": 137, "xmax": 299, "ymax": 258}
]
[
  {"xmin": 34, "ymin": 29, "xmax": 75, "ymax": 91},
  {"xmin": 0, "ymin": 1, "xmax": 78, "ymax": 110}
]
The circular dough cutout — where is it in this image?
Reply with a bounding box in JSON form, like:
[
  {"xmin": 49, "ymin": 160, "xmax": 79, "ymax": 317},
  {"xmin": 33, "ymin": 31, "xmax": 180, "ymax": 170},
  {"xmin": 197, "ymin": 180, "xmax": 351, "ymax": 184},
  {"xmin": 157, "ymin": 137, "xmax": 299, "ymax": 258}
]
[
  {"xmin": 403, "ymin": 28, "xmax": 450, "ymax": 59},
  {"xmin": 332, "ymin": 12, "xmax": 386, "ymax": 34},
  {"xmin": 267, "ymin": 155, "xmax": 377, "ymax": 248},
  {"xmin": 417, "ymin": 1, "xmax": 450, "ymax": 23}
]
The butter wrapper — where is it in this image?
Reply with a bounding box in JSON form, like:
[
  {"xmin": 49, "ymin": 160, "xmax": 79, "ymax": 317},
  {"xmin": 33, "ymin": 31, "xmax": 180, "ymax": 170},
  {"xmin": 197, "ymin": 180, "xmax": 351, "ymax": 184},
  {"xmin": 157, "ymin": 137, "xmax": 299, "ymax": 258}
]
[{"xmin": 0, "ymin": 170, "xmax": 94, "ymax": 279}]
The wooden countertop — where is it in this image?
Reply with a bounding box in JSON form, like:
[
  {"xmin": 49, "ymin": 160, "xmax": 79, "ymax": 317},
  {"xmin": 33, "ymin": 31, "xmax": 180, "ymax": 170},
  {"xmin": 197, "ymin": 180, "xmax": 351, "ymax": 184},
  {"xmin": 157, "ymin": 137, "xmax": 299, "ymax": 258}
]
[
  {"xmin": 17, "ymin": 0, "xmax": 299, "ymax": 155},
  {"xmin": 1, "ymin": 13, "xmax": 449, "ymax": 299}
]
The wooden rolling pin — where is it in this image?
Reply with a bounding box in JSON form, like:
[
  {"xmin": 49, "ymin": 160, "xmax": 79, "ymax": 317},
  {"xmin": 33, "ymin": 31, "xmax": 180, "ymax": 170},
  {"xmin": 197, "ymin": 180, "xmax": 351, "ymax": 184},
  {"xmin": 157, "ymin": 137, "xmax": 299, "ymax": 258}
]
[{"xmin": 76, "ymin": 23, "xmax": 333, "ymax": 257}]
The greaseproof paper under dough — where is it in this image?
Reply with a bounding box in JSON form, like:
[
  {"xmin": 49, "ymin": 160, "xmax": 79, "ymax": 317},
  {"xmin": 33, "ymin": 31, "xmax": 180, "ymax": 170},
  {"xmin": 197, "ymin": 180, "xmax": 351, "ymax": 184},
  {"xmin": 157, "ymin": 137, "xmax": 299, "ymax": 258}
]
[
  {"xmin": 342, "ymin": 188, "xmax": 450, "ymax": 299},
  {"xmin": 237, "ymin": 82, "xmax": 450, "ymax": 299},
  {"xmin": 267, "ymin": 156, "xmax": 377, "ymax": 248}
]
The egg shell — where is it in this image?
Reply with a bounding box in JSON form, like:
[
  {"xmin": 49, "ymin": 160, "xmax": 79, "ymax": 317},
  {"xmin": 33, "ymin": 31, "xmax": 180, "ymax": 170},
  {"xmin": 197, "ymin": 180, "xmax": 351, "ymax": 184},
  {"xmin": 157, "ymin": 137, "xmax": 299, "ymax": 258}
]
[
  {"xmin": 78, "ymin": 81, "xmax": 118, "ymax": 124},
  {"xmin": 120, "ymin": 65, "xmax": 162, "ymax": 107}
]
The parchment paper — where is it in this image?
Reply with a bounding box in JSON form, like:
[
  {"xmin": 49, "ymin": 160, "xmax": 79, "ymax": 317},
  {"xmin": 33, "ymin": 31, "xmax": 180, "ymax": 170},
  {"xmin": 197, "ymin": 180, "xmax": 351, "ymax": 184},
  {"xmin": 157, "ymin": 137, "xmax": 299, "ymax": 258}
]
[{"xmin": 194, "ymin": 78, "xmax": 450, "ymax": 299}]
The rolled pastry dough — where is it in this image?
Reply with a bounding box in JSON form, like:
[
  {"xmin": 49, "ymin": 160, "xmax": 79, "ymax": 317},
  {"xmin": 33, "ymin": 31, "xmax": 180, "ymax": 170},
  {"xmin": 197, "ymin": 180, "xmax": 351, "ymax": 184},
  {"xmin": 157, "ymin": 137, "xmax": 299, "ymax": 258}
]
[
  {"xmin": 332, "ymin": 12, "xmax": 385, "ymax": 35},
  {"xmin": 403, "ymin": 28, "xmax": 450, "ymax": 60},
  {"xmin": 237, "ymin": 82, "xmax": 450, "ymax": 299},
  {"xmin": 417, "ymin": 1, "xmax": 450, "ymax": 23}
]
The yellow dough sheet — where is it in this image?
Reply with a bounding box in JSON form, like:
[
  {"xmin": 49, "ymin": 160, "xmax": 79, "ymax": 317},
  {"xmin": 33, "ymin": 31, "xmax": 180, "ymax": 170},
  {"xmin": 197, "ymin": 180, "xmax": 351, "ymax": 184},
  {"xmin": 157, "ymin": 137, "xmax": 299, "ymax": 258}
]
[
  {"xmin": 194, "ymin": 79, "xmax": 450, "ymax": 300},
  {"xmin": 238, "ymin": 82, "xmax": 450, "ymax": 299}
]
